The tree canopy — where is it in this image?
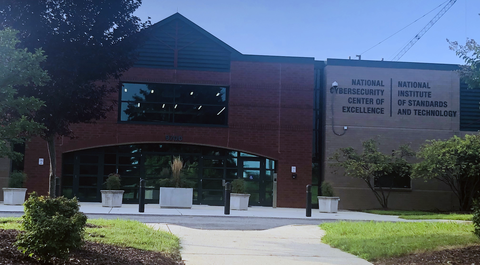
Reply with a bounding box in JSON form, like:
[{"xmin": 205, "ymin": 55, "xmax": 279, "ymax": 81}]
[
  {"xmin": 448, "ymin": 12, "xmax": 480, "ymax": 90},
  {"xmin": 331, "ymin": 139, "xmax": 414, "ymax": 209},
  {"xmin": 449, "ymin": 38, "xmax": 480, "ymax": 89},
  {"xmin": 0, "ymin": 0, "xmax": 150, "ymax": 196},
  {"xmin": 412, "ymin": 134, "xmax": 480, "ymax": 211},
  {"xmin": 0, "ymin": 0, "xmax": 149, "ymax": 138},
  {"xmin": 0, "ymin": 28, "xmax": 46, "ymax": 161}
]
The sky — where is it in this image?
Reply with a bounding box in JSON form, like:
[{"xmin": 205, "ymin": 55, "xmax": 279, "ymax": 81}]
[{"xmin": 134, "ymin": 0, "xmax": 480, "ymax": 65}]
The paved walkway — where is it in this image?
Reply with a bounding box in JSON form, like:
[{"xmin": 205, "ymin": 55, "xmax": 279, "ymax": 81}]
[
  {"xmin": 149, "ymin": 223, "xmax": 372, "ymax": 265},
  {"xmin": 0, "ymin": 202, "xmax": 409, "ymax": 265},
  {"xmin": 0, "ymin": 202, "xmax": 412, "ymax": 222}
]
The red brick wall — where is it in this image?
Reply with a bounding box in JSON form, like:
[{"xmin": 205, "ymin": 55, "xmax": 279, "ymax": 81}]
[
  {"xmin": 24, "ymin": 60, "xmax": 314, "ymax": 207},
  {"xmin": 24, "ymin": 137, "xmax": 50, "ymax": 197}
]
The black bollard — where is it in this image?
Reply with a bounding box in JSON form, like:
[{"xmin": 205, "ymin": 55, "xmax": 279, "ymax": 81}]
[
  {"xmin": 224, "ymin": 182, "xmax": 231, "ymax": 215},
  {"xmin": 139, "ymin": 178, "xmax": 145, "ymax": 213},
  {"xmin": 306, "ymin": 184, "xmax": 312, "ymax": 217}
]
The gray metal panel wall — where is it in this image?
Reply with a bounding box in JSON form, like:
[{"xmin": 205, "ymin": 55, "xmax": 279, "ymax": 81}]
[
  {"xmin": 460, "ymin": 83, "xmax": 480, "ymax": 131},
  {"xmin": 134, "ymin": 19, "xmax": 231, "ymax": 72}
]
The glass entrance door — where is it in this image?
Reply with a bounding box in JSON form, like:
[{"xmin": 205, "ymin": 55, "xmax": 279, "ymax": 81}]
[
  {"xmin": 75, "ymin": 154, "xmax": 102, "ymax": 202},
  {"xmin": 239, "ymin": 157, "xmax": 273, "ymax": 206},
  {"xmin": 198, "ymin": 156, "xmax": 231, "ymax": 205}
]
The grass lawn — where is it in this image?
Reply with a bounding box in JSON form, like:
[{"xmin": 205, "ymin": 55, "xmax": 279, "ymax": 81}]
[
  {"xmin": 0, "ymin": 217, "xmax": 181, "ymax": 259},
  {"xmin": 320, "ymin": 221, "xmax": 479, "ymax": 261},
  {"xmin": 364, "ymin": 209, "xmax": 473, "ymax": 221}
]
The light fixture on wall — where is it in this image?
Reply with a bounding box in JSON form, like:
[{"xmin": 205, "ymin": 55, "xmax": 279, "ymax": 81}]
[{"xmin": 331, "ymin": 81, "xmax": 347, "ymax": 136}]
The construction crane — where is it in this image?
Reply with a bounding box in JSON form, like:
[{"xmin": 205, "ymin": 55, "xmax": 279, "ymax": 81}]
[{"xmin": 392, "ymin": 0, "xmax": 457, "ymax": 61}]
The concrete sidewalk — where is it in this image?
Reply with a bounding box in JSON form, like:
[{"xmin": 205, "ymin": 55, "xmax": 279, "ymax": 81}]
[
  {"xmin": 149, "ymin": 223, "xmax": 372, "ymax": 265},
  {"xmin": 0, "ymin": 202, "xmax": 409, "ymax": 222},
  {"xmin": 0, "ymin": 202, "xmax": 405, "ymax": 265}
]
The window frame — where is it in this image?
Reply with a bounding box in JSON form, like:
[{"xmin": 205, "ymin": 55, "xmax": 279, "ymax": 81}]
[
  {"xmin": 118, "ymin": 82, "xmax": 229, "ymax": 127},
  {"xmin": 373, "ymin": 172, "xmax": 412, "ymax": 190}
]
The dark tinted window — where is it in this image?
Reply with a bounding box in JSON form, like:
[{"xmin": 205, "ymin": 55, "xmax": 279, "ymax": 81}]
[
  {"xmin": 374, "ymin": 171, "xmax": 411, "ymax": 189},
  {"xmin": 120, "ymin": 83, "xmax": 228, "ymax": 125}
]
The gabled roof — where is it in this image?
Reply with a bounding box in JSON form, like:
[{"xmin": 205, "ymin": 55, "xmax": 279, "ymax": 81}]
[
  {"xmin": 135, "ymin": 13, "xmax": 315, "ymax": 69},
  {"xmin": 148, "ymin": 13, "xmax": 242, "ymax": 56},
  {"xmin": 134, "ymin": 13, "xmax": 241, "ymax": 71}
]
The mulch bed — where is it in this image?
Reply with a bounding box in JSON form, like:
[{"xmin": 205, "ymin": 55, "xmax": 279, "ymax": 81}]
[
  {"xmin": 374, "ymin": 245, "xmax": 480, "ymax": 265},
  {"xmin": 0, "ymin": 229, "xmax": 183, "ymax": 265}
]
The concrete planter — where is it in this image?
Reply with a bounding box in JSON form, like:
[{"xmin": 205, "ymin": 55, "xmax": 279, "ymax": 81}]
[
  {"xmin": 230, "ymin": 193, "xmax": 250, "ymax": 210},
  {"xmin": 318, "ymin": 196, "xmax": 340, "ymax": 213},
  {"xmin": 3, "ymin": 188, "xmax": 27, "ymax": 205},
  {"xmin": 101, "ymin": 190, "xmax": 124, "ymax": 207},
  {"xmin": 159, "ymin": 187, "xmax": 193, "ymax": 208}
]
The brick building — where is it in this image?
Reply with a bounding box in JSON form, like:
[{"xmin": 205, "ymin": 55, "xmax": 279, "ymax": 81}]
[
  {"xmin": 3, "ymin": 13, "xmax": 479, "ymax": 210},
  {"xmin": 20, "ymin": 13, "xmax": 314, "ymax": 208}
]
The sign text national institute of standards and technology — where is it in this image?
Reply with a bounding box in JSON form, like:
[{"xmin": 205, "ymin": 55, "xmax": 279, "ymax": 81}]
[{"xmin": 330, "ymin": 79, "xmax": 457, "ymax": 118}]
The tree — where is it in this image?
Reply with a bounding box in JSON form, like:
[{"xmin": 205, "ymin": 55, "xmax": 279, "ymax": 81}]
[
  {"xmin": 331, "ymin": 139, "xmax": 414, "ymax": 209},
  {"xmin": 0, "ymin": 28, "xmax": 46, "ymax": 162},
  {"xmin": 448, "ymin": 38, "xmax": 480, "ymax": 89},
  {"xmin": 0, "ymin": 1, "xmax": 150, "ymax": 196},
  {"xmin": 412, "ymin": 134, "xmax": 480, "ymax": 211}
]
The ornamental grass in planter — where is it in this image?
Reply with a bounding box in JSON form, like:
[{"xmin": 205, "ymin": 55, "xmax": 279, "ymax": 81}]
[
  {"xmin": 318, "ymin": 181, "xmax": 340, "ymax": 213},
  {"xmin": 3, "ymin": 171, "xmax": 27, "ymax": 205},
  {"xmin": 101, "ymin": 173, "xmax": 124, "ymax": 207},
  {"xmin": 159, "ymin": 156, "xmax": 196, "ymax": 208},
  {"xmin": 230, "ymin": 178, "xmax": 250, "ymax": 210}
]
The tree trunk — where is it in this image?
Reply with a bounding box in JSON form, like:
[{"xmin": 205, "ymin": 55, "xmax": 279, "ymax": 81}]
[
  {"xmin": 47, "ymin": 136, "xmax": 56, "ymax": 198},
  {"xmin": 365, "ymin": 179, "xmax": 389, "ymax": 209}
]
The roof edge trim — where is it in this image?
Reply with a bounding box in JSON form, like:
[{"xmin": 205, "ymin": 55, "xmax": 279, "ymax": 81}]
[
  {"xmin": 326, "ymin": 58, "xmax": 460, "ymax": 71},
  {"xmin": 233, "ymin": 54, "xmax": 315, "ymax": 64}
]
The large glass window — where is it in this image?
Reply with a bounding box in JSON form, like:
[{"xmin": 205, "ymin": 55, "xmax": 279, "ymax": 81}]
[
  {"xmin": 120, "ymin": 83, "xmax": 228, "ymax": 125},
  {"xmin": 61, "ymin": 144, "xmax": 275, "ymax": 206}
]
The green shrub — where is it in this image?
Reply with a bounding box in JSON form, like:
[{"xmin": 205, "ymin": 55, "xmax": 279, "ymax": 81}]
[
  {"xmin": 15, "ymin": 192, "xmax": 87, "ymax": 262},
  {"xmin": 105, "ymin": 173, "xmax": 121, "ymax": 190},
  {"xmin": 473, "ymin": 199, "xmax": 480, "ymax": 238},
  {"xmin": 8, "ymin": 171, "xmax": 27, "ymax": 188},
  {"xmin": 321, "ymin": 181, "xmax": 335, "ymax": 197},
  {"xmin": 231, "ymin": 179, "xmax": 246, "ymax": 194}
]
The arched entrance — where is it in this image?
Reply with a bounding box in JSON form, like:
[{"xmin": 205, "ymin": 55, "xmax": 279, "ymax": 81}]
[{"xmin": 61, "ymin": 143, "xmax": 275, "ymax": 206}]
